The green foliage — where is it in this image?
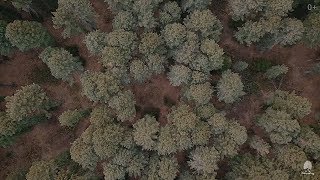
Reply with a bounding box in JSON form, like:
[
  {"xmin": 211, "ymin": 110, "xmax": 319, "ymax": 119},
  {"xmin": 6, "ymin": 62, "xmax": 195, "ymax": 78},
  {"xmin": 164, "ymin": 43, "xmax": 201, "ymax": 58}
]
[
  {"xmin": 159, "ymin": 1, "xmax": 181, "ymax": 26},
  {"xmin": 275, "ymin": 144, "xmax": 307, "ymax": 171},
  {"xmin": 188, "ymin": 146, "xmax": 220, "ymax": 177},
  {"xmin": 129, "ymin": 59, "xmax": 151, "ymax": 83},
  {"xmin": 207, "ymin": 112, "xmax": 228, "ymax": 135},
  {"xmin": 0, "ymin": 20, "xmax": 14, "ymax": 56},
  {"xmin": 106, "ymin": 29, "xmax": 137, "ymax": 58},
  {"xmin": 39, "ymin": 47, "xmax": 84, "ymax": 83},
  {"xmin": 184, "ymin": 9, "xmax": 223, "ymax": 41},
  {"xmin": 227, "ymin": 154, "xmax": 289, "ymax": 180},
  {"xmin": 5, "ymin": 0, "xmax": 33, "ymax": 12},
  {"xmin": 168, "ymin": 104, "xmax": 199, "ymax": 132},
  {"xmin": 214, "ymin": 121, "xmax": 248, "ymax": 157},
  {"xmin": 5, "ymin": 20, "xmax": 54, "ymax": 51},
  {"xmin": 304, "ymin": 12, "xmax": 320, "ymax": 48},
  {"xmin": 133, "ymin": 115, "xmax": 159, "ymax": 151},
  {"xmin": 258, "ymin": 108, "xmax": 300, "ymax": 144},
  {"xmin": 142, "ymin": 155, "xmax": 179, "ymax": 180},
  {"xmin": 104, "ymin": 0, "xmax": 134, "ymax": 12},
  {"xmin": 196, "ymin": 103, "xmax": 216, "ymax": 120},
  {"xmin": 189, "ymin": 39, "xmax": 225, "ymax": 72},
  {"xmin": 235, "ymin": 20, "xmax": 266, "ymax": 45},
  {"xmin": 168, "ymin": 65, "xmax": 191, "ymax": 86},
  {"xmin": 181, "ymin": 0, "xmax": 212, "ymax": 12},
  {"xmin": 158, "ymin": 156, "xmax": 179, "ymax": 180},
  {"xmin": 92, "ymin": 123, "xmax": 127, "ymax": 159},
  {"xmin": 132, "ymin": 0, "xmax": 161, "ymax": 30},
  {"xmin": 80, "ymin": 71, "xmax": 122, "ymax": 103},
  {"xmin": 162, "ymin": 23, "xmax": 187, "ymax": 48},
  {"xmin": 184, "ymin": 82, "xmax": 213, "ymax": 105},
  {"xmin": 59, "ymin": 109, "xmax": 87, "ymax": 127},
  {"xmin": 249, "ymin": 135, "xmax": 270, "ymax": 156},
  {"xmin": 5, "ymin": 84, "xmax": 51, "ymax": 121},
  {"xmin": 265, "ymin": 64, "xmax": 289, "ymax": 79},
  {"xmin": 157, "ymin": 125, "xmax": 177, "ymax": 155},
  {"xmin": 70, "ymin": 126, "xmax": 99, "ymax": 170},
  {"xmin": 232, "ymin": 61, "xmax": 249, "ymax": 72},
  {"xmin": 146, "ymin": 54, "xmax": 166, "ymax": 75},
  {"xmin": 52, "ymin": 0, "xmax": 97, "ymax": 38},
  {"xmin": 26, "ymin": 160, "xmax": 56, "ymax": 180},
  {"xmin": 217, "ymin": 70, "xmax": 245, "ymax": 104},
  {"xmin": 139, "ymin": 32, "xmax": 165, "ymax": 56},
  {"xmin": 113, "ymin": 10, "xmax": 136, "ymax": 31},
  {"xmin": 191, "ymin": 121, "xmax": 211, "ymax": 146},
  {"xmin": 295, "ymin": 127, "xmax": 320, "ymax": 159},
  {"xmin": 108, "ymin": 90, "xmax": 136, "ymax": 122},
  {"xmin": 267, "ymin": 90, "xmax": 312, "ymax": 119},
  {"xmin": 84, "ymin": 30, "xmax": 108, "ymax": 55}
]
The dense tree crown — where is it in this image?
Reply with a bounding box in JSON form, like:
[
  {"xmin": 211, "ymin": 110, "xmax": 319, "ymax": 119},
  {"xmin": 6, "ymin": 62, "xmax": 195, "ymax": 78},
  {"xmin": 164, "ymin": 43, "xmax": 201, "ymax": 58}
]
[
  {"xmin": 53, "ymin": 0, "xmax": 97, "ymax": 38},
  {"xmin": 5, "ymin": 20, "xmax": 54, "ymax": 51},
  {"xmin": 0, "ymin": 20, "xmax": 14, "ymax": 56},
  {"xmin": 39, "ymin": 47, "xmax": 84, "ymax": 83},
  {"xmin": 2, "ymin": 0, "xmax": 319, "ymax": 180}
]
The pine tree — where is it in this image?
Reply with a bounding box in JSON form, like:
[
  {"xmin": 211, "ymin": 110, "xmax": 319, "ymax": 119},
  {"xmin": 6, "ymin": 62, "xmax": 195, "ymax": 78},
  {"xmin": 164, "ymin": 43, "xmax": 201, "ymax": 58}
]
[
  {"xmin": 275, "ymin": 144, "xmax": 307, "ymax": 171},
  {"xmin": 58, "ymin": 109, "xmax": 86, "ymax": 127},
  {"xmin": 129, "ymin": 59, "xmax": 151, "ymax": 83},
  {"xmin": 196, "ymin": 103, "xmax": 216, "ymax": 120},
  {"xmin": 5, "ymin": 84, "xmax": 52, "ymax": 122},
  {"xmin": 267, "ymin": 90, "xmax": 312, "ymax": 119},
  {"xmin": 214, "ymin": 121, "xmax": 247, "ymax": 157},
  {"xmin": 227, "ymin": 154, "xmax": 289, "ymax": 180},
  {"xmin": 249, "ymin": 135, "xmax": 270, "ymax": 156},
  {"xmin": 113, "ymin": 11, "xmax": 137, "ymax": 31},
  {"xmin": 39, "ymin": 47, "xmax": 84, "ymax": 83},
  {"xmin": 108, "ymin": 90, "xmax": 136, "ymax": 122},
  {"xmin": 295, "ymin": 127, "xmax": 320, "ymax": 160},
  {"xmin": 183, "ymin": 82, "xmax": 213, "ymax": 105},
  {"xmin": 207, "ymin": 112, "xmax": 228, "ymax": 135},
  {"xmin": 0, "ymin": 20, "xmax": 14, "ymax": 56},
  {"xmin": 80, "ymin": 71, "xmax": 122, "ymax": 103},
  {"xmin": 84, "ymin": 30, "xmax": 108, "ymax": 55},
  {"xmin": 304, "ymin": 12, "xmax": 320, "ymax": 48},
  {"xmin": 257, "ymin": 108, "xmax": 300, "ymax": 144},
  {"xmin": 265, "ymin": 64, "xmax": 288, "ymax": 79},
  {"xmin": 92, "ymin": 123, "xmax": 126, "ymax": 159},
  {"xmin": 106, "ymin": 29, "xmax": 137, "ymax": 58},
  {"xmin": 26, "ymin": 160, "xmax": 56, "ymax": 180},
  {"xmin": 181, "ymin": 0, "xmax": 212, "ymax": 13},
  {"xmin": 184, "ymin": 9, "xmax": 223, "ymax": 41},
  {"xmin": 139, "ymin": 32, "xmax": 165, "ymax": 56},
  {"xmin": 188, "ymin": 146, "xmax": 220, "ymax": 177},
  {"xmin": 70, "ymin": 126, "xmax": 99, "ymax": 170},
  {"xmin": 52, "ymin": 0, "xmax": 97, "ymax": 38},
  {"xmin": 168, "ymin": 104, "xmax": 199, "ymax": 132},
  {"xmin": 145, "ymin": 54, "xmax": 166, "ymax": 75},
  {"xmin": 133, "ymin": 115, "xmax": 159, "ymax": 151},
  {"xmin": 159, "ymin": 1, "xmax": 181, "ymax": 26},
  {"xmin": 5, "ymin": 20, "xmax": 54, "ymax": 51},
  {"xmin": 162, "ymin": 23, "xmax": 187, "ymax": 48},
  {"xmin": 157, "ymin": 125, "xmax": 177, "ymax": 155},
  {"xmin": 168, "ymin": 65, "xmax": 192, "ymax": 86},
  {"xmin": 217, "ymin": 70, "xmax": 245, "ymax": 104}
]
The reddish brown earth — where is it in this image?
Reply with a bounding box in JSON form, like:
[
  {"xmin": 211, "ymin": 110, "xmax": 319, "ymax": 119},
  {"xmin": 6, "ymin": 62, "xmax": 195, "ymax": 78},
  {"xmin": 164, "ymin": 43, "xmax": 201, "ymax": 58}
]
[{"xmin": 1, "ymin": 0, "xmax": 320, "ymax": 179}]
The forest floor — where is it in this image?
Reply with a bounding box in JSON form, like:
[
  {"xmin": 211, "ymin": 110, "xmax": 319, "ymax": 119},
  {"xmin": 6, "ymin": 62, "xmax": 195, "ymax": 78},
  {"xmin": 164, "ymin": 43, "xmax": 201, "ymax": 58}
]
[{"xmin": 1, "ymin": 0, "xmax": 320, "ymax": 179}]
